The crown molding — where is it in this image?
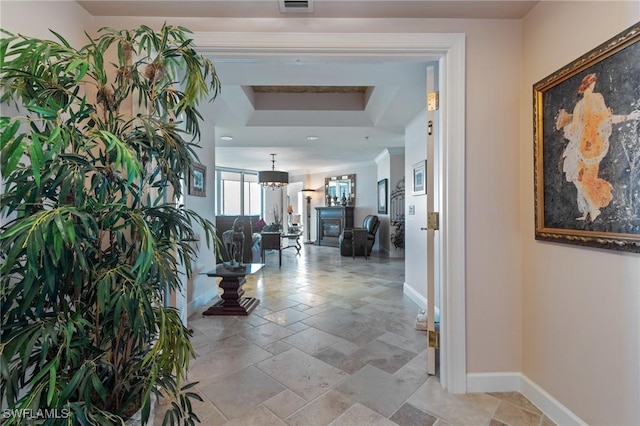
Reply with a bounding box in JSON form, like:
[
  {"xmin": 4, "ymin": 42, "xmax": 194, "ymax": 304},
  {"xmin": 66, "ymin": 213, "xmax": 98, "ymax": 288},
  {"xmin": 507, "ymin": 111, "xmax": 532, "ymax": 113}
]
[{"xmin": 193, "ymin": 31, "xmax": 462, "ymax": 59}]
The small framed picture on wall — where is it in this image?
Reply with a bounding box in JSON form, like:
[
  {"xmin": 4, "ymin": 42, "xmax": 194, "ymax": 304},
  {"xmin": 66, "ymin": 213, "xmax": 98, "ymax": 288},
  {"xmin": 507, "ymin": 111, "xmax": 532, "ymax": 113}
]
[
  {"xmin": 412, "ymin": 160, "xmax": 426, "ymax": 195},
  {"xmin": 189, "ymin": 163, "xmax": 206, "ymax": 197},
  {"xmin": 377, "ymin": 179, "xmax": 388, "ymax": 214}
]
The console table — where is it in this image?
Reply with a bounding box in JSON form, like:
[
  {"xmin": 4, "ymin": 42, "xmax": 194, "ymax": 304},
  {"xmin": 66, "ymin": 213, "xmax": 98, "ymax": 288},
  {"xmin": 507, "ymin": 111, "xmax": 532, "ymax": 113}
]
[
  {"xmin": 315, "ymin": 206, "xmax": 354, "ymax": 247},
  {"xmin": 202, "ymin": 263, "xmax": 264, "ymax": 316}
]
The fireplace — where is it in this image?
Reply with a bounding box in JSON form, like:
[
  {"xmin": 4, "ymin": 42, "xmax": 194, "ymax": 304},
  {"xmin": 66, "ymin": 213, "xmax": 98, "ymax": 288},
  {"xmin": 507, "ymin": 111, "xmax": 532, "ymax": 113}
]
[
  {"xmin": 322, "ymin": 220, "xmax": 341, "ymax": 238},
  {"xmin": 315, "ymin": 206, "xmax": 354, "ymax": 247}
]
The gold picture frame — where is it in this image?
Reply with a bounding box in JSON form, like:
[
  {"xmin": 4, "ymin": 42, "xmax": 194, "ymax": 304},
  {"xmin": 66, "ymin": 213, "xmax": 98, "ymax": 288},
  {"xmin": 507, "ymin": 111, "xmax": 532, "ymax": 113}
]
[{"xmin": 533, "ymin": 22, "xmax": 640, "ymax": 252}]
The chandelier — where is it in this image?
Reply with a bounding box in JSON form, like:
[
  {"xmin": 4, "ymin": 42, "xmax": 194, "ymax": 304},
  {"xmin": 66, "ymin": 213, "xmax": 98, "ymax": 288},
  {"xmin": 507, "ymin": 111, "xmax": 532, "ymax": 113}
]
[{"xmin": 258, "ymin": 154, "xmax": 289, "ymax": 189}]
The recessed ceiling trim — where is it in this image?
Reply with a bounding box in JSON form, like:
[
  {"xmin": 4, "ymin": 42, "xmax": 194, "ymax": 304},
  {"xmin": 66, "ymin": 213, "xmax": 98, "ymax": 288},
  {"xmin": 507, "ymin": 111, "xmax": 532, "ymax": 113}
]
[{"xmin": 252, "ymin": 85, "xmax": 368, "ymax": 94}]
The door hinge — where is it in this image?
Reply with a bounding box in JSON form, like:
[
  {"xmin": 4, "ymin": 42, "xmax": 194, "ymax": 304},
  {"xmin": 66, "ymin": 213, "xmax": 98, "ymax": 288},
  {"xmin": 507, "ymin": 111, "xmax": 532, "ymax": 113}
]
[
  {"xmin": 427, "ymin": 92, "xmax": 439, "ymax": 111},
  {"xmin": 428, "ymin": 329, "xmax": 440, "ymax": 349},
  {"xmin": 427, "ymin": 212, "xmax": 439, "ymax": 230}
]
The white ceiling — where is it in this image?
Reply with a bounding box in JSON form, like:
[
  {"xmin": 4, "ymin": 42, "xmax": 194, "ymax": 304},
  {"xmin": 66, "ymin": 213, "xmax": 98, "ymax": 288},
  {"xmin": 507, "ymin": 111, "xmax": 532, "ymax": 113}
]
[
  {"xmin": 202, "ymin": 58, "xmax": 428, "ymax": 174},
  {"xmin": 76, "ymin": 0, "xmax": 538, "ymax": 174}
]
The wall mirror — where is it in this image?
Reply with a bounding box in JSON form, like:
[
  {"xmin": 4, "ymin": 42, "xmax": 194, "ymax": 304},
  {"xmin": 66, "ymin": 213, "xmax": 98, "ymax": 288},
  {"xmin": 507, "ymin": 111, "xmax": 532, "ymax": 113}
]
[{"xmin": 325, "ymin": 174, "xmax": 356, "ymax": 206}]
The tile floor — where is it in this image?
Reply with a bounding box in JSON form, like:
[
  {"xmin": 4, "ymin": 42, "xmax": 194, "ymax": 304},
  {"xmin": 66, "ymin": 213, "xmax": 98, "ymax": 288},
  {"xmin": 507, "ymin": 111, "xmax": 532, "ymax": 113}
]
[{"xmin": 155, "ymin": 245, "xmax": 555, "ymax": 426}]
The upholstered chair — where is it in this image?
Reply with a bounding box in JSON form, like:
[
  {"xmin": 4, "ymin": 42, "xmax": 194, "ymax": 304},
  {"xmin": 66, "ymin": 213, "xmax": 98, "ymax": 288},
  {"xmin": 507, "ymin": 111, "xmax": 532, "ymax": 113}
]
[{"xmin": 339, "ymin": 215, "xmax": 380, "ymax": 256}]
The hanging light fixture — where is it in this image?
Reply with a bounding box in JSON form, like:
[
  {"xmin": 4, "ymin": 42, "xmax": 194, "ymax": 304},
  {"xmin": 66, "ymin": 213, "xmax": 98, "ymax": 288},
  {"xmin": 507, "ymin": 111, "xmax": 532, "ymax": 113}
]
[{"xmin": 258, "ymin": 153, "xmax": 289, "ymax": 189}]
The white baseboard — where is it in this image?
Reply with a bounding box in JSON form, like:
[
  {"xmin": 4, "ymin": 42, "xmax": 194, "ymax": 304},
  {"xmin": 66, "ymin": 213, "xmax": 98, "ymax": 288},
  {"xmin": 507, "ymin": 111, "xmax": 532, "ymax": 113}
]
[
  {"xmin": 466, "ymin": 372, "xmax": 586, "ymax": 425},
  {"xmin": 466, "ymin": 372, "xmax": 521, "ymax": 393},
  {"xmin": 187, "ymin": 289, "xmax": 219, "ymax": 319},
  {"xmin": 403, "ymin": 282, "xmax": 427, "ymax": 309},
  {"xmin": 402, "ymin": 283, "xmax": 440, "ymax": 321},
  {"xmin": 520, "ymin": 375, "xmax": 587, "ymax": 426}
]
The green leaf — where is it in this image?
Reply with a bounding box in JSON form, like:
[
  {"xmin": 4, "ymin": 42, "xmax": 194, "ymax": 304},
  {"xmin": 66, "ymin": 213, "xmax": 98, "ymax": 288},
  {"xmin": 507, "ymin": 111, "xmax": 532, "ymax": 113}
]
[
  {"xmin": 1, "ymin": 133, "xmax": 25, "ymax": 177},
  {"xmin": 25, "ymin": 105, "xmax": 58, "ymax": 119},
  {"xmin": 47, "ymin": 365, "xmax": 56, "ymax": 404},
  {"xmin": 29, "ymin": 144, "xmax": 41, "ymax": 186},
  {"xmin": 90, "ymin": 372, "xmax": 106, "ymax": 403},
  {"xmin": 0, "ymin": 117, "xmax": 19, "ymax": 149}
]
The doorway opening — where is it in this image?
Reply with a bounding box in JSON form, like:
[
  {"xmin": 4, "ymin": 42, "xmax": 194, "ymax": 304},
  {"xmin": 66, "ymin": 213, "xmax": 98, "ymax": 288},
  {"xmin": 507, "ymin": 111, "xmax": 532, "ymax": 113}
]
[{"xmin": 194, "ymin": 31, "xmax": 467, "ymax": 393}]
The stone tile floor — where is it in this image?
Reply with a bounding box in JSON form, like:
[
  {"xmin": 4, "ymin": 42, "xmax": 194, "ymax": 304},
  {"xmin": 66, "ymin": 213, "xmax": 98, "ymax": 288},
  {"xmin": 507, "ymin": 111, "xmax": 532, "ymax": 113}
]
[{"xmin": 154, "ymin": 245, "xmax": 555, "ymax": 425}]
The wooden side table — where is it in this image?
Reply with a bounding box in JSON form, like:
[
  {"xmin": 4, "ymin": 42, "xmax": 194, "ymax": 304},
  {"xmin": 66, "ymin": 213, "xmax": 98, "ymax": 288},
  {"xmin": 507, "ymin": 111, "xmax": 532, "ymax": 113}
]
[{"xmin": 202, "ymin": 263, "xmax": 264, "ymax": 316}]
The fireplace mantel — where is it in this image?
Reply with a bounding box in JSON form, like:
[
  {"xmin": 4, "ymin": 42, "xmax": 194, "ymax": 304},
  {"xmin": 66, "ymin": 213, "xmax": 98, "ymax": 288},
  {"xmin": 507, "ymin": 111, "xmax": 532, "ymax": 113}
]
[{"xmin": 315, "ymin": 206, "xmax": 354, "ymax": 247}]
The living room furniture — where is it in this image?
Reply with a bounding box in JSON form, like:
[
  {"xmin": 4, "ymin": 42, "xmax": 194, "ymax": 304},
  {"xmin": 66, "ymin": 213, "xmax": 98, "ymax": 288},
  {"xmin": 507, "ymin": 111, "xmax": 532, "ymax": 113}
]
[
  {"xmin": 215, "ymin": 215, "xmax": 261, "ymax": 262},
  {"xmin": 339, "ymin": 214, "xmax": 380, "ymax": 256},
  {"xmin": 261, "ymin": 232, "xmax": 283, "ymax": 267},
  {"xmin": 283, "ymin": 231, "xmax": 303, "ymax": 254},
  {"xmin": 351, "ymin": 228, "xmax": 370, "ymax": 260},
  {"xmin": 261, "ymin": 230, "xmax": 303, "ymax": 267},
  {"xmin": 315, "ymin": 206, "xmax": 354, "ymax": 247},
  {"xmin": 202, "ymin": 263, "xmax": 264, "ymax": 316}
]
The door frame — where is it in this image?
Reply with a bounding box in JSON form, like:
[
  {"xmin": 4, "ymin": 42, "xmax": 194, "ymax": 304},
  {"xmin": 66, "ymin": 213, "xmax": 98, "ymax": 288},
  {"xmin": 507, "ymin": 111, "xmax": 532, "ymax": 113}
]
[{"xmin": 193, "ymin": 31, "xmax": 467, "ymax": 393}]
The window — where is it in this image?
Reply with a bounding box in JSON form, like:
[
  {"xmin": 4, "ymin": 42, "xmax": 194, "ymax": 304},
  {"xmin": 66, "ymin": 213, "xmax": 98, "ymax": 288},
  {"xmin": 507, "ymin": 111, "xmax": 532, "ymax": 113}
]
[
  {"xmin": 216, "ymin": 169, "xmax": 261, "ymax": 216},
  {"xmin": 243, "ymin": 173, "xmax": 261, "ymax": 215}
]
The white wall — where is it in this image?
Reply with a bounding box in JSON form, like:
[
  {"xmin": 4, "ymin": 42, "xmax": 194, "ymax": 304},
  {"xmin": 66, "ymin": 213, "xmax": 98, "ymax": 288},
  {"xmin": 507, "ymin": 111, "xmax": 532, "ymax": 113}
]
[
  {"xmin": 405, "ymin": 111, "xmax": 428, "ymax": 302},
  {"xmin": 375, "ymin": 151, "xmax": 391, "ymax": 254},
  {"xmin": 520, "ymin": 2, "xmax": 640, "ymax": 424},
  {"xmin": 286, "ymin": 181, "xmax": 304, "ymax": 227},
  {"xmin": 185, "ymin": 121, "xmax": 218, "ymax": 315},
  {"xmin": 375, "ymin": 148, "xmax": 405, "ymax": 257},
  {"xmin": 263, "ymin": 187, "xmax": 285, "ymax": 226}
]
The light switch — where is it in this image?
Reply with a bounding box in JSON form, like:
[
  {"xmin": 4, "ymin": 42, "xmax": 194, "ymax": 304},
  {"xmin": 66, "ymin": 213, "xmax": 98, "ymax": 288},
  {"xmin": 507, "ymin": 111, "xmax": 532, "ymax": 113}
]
[{"xmin": 409, "ymin": 205, "xmax": 416, "ymax": 215}]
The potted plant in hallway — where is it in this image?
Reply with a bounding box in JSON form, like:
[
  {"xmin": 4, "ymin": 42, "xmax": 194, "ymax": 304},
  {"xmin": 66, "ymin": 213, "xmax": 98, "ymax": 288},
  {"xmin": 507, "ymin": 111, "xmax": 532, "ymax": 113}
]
[{"xmin": 0, "ymin": 24, "xmax": 220, "ymax": 424}]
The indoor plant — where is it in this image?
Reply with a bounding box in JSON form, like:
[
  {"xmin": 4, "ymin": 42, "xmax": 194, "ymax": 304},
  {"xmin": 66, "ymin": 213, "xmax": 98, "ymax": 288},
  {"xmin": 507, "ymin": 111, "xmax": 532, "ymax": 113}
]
[{"xmin": 0, "ymin": 24, "xmax": 220, "ymax": 424}]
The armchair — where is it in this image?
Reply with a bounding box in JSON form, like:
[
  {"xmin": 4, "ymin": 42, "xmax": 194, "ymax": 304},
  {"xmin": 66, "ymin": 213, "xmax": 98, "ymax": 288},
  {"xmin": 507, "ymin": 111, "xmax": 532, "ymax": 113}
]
[{"xmin": 339, "ymin": 215, "xmax": 380, "ymax": 257}]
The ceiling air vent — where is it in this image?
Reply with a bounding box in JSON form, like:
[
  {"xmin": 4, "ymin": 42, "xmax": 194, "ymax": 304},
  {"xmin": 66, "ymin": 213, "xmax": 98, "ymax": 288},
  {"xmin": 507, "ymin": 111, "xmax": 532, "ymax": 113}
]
[{"xmin": 279, "ymin": 0, "xmax": 314, "ymax": 13}]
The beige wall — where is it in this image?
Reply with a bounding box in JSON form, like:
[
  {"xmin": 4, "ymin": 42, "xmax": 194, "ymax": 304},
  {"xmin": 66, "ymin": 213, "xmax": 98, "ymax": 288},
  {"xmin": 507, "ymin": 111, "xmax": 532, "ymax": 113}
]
[
  {"xmin": 1, "ymin": 1, "xmax": 92, "ymax": 42},
  {"xmin": 521, "ymin": 2, "xmax": 640, "ymax": 424}
]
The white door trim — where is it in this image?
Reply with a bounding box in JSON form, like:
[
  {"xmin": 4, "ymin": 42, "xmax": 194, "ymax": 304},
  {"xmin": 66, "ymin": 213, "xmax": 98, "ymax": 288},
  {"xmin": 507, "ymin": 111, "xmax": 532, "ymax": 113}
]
[{"xmin": 192, "ymin": 31, "xmax": 467, "ymax": 393}]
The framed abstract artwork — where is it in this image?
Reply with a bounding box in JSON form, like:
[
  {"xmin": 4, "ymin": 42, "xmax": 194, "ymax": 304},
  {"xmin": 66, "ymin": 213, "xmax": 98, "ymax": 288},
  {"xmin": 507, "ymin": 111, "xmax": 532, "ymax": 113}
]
[{"xmin": 533, "ymin": 22, "xmax": 640, "ymax": 252}]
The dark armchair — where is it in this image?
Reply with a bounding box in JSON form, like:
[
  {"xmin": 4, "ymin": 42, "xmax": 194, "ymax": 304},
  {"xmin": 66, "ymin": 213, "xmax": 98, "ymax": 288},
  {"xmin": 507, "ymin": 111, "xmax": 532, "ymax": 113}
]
[{"xmin": 339, "ymin": 215, "xmax": 380, "ymax": 257}]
